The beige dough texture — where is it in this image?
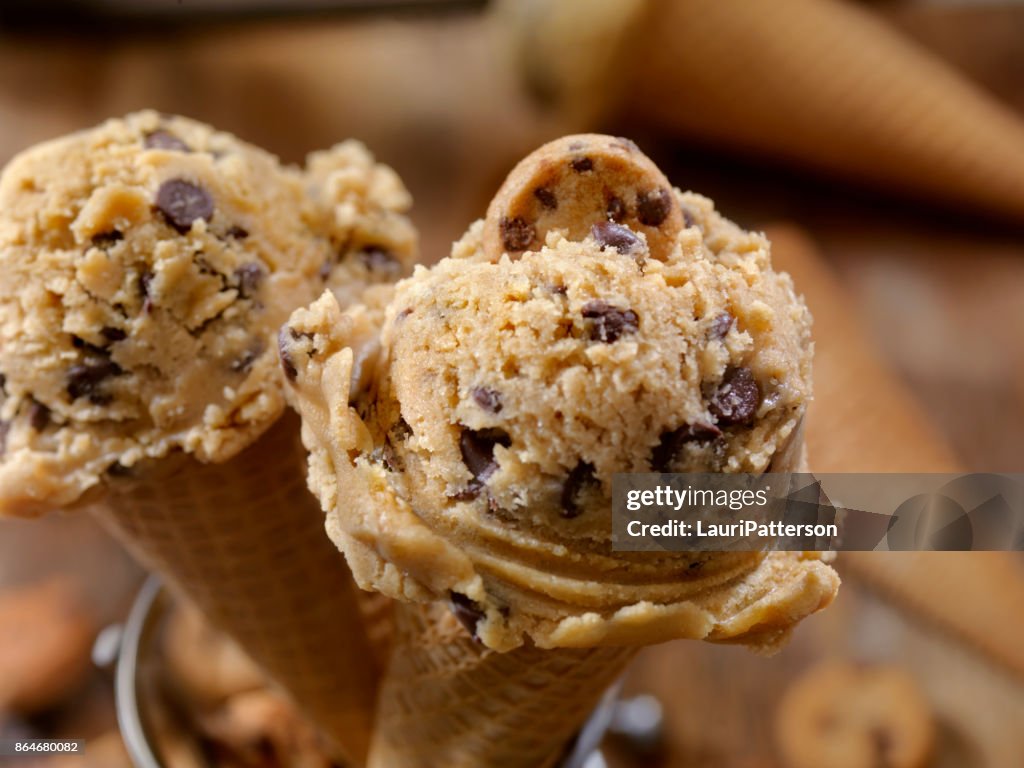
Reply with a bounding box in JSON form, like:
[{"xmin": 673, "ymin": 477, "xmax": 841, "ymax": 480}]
[
  {"xmin": 284, "ymin": 134, "xmax": 837, "ymax": 653},
  {"xmin": 0, "ymin": 111, "xmax": 415, "ymax": 517}
]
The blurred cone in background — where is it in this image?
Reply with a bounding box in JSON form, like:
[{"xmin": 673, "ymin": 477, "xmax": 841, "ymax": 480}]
[
  {"xmin": 505, "ymin": 0, "xmax": 1024, "ymax": 223},
  {"xmin": 90, "ymin": 413, "xmax": 378, "ymax": 766}
]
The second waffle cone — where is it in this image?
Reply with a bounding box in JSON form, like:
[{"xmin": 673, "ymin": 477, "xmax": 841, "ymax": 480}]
[{"xmin": 90, "ymin": 413, "xmax": 378, "ymax": 766}]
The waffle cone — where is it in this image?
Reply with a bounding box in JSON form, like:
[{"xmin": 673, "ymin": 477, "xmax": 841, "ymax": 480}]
[
  {"xmin": 369, "ymin": 601, "xmax": 635, "ymax": 768},
  {"xmin": 89, "ymin": 412, "xmax": 377, "ymax": 765},
  {"xmin": 625, "ymin": 0, "xmax": 1024, "ymax": 221}
]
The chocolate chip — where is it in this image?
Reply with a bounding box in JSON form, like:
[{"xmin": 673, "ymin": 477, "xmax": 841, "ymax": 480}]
[
  {"xmin": 318, "ymin": 260, "xmax": 334, "ymax": 281},
  {"xmin": 636, "ymin": 188, "xmax": 672, "ymax": 227},
  {"xmin": 226, "ymin": 225, "xmax": 249, "ymax": 239},
  {"xmin": 447, "ymin": 481, "xmax": 483, "ymax": 502},
  {"xmin": 613, "ymin": 137, "xmax": 638, "ymax": 152},
  {"xmin": 533, "ymin": 187, "xmax": 557, "ymax": 210},
  {"xmin": 71, "ymin": 335, "xmax": 112, "ymax": 358},
  {"xmin": 67, "ymin": 359, "xmax": 122, "ymax": 403},
  {"xmin": 570, "ymin": 156, "xmax": 593, "ymax": 173},
  {"xmin": 155, "ymin": 179, "xmax": 214, "ymax": 234},
  {"xmin": 91, "ymin": 230, "xmax": 123, "ymax": 248},
  {"xmin": 449, "ymin": 592, "xmax": 486, "ymax": 639},
  {"xmin": 459, "ymin": 428, "xmax": 511, "ymax": 481},
  {"xmin": 709, "ymin": 366, "xmax": 761, "ymax": 426},
  {"xmin": 568, "ymin": 140, "xmax": 586, "ymax": 151},
  {"xmin": 650, "ymin": 423, "xmax": 722, "ymax": 471},
  {"xmin": 681, "ymin": 208, "xmax": 695, "ymax": 228},
  {"xmin": 144, "ymin": 130, "xmax": 190, "ymax": 152},
  {"xmin": 708, "ymin": 312, "xmax": 734, "ymax": 340},
  {"xmin": 231, "ymin": 340, "xmax": 264, "ymax": 373},
  {"xmin": 592, "ymin": 221, "xmax": 640, "ymax": 254},
  {"xmin": 471, "ymin": 386, "xmax": 502, "ymax": 414},
  {"xmin": 27, "ymin": 400, "xmax": 50, "ymax": 431},
  {"xmin": 561, "ymin": 461, "xmax": 597, "ymax": 518},
  {"xmin": 278, "ymin": 327, "xmax": 298, "ymax": 382},
  {"xmin": 582, "ymin": 300, "xmax": 639, "ymax": 343},
  {"xmin": 606, "ymin": 195, "xmax": 627, "ymax": 223},
  {"xmin": 107, "ymin": 461, "xmax": 134, "ymax": 478},
  {"xmin": 100, "ymin": 326, "xmax": 127, "ymax": 342},
  {"xmin": 357, "ymin": 246, "xmax": 401, "ymax": 274},
  {"xmin": 499, "ymin": 216, "xmax": 535, "ymax": 252},
  {"xmin": 0, "ymin": 420, "xmax": 8, "ymax": 455},
  {"xmin": 234, "ymin": 262, "xmax": 265, "ymax": 298}
]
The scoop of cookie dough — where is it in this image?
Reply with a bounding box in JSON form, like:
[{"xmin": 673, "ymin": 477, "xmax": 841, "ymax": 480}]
[
  {"xmin": 284, "ymin": 138, "xmax": 837, "ymax": 652},
  {"xmin": 0, "ymin": 111, "xmax": 415, "ymax": 517}
]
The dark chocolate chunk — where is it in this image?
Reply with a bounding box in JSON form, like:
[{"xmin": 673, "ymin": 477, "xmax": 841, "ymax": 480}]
[
  {"xmin": 592, "ymin": 221, "xmax": 640, "ymax": 254},
  {"xmin": 708, "ymin": 311, "xmax": 734, "ymax": 340},
  {"xmin": 449, "ymin": 592, "xmax": 486, "ymax": 639},
  {"xmin": 561, "ymin": 461, "xmax": 597, "ymax": 518},
  {"xmin": 650, "ymin": 423, "xmax": 722, "ymax": 471},
  {"xmin": 28, "ymin": 400, "xmax": 50, "ymax": 432},
  {"xmin": 471, "ymin": 386, "xmax": 502, "ymax": 414},
  {"xmin": 155, "ymin": 179, "xmax": 214, "ymax": 234},
  {"xmin": 459, "ymin": 428, "xmax": 511, "ymax": 481},
  {"xmin": 357, "ymin": 246, "xmax": 401, "ymax": 274},
  {"xmin": 100, "ymin": 326, "xmax": 127, "ymax": 342},
  {"xmin": 91, "ymin": 230, "xmax": 123, "ymax": 248},
  {"xmin": 709, "ymin": 366, "xmax": 761, "ymax": 426},
  {"xmin": 447, "ymin": 481, "xmax": 483, "ymax": 502},
  {"xmin": 606, "ymin": 195, "xmax": 627, "ymax": 223},
  {"xmin": 636, "ymin": 188, "xmax": 672, "ymax": 227},
  {"xmin": 67, "ymin": 359, "xmax": 122, "ymax": 402},
  {"xmin": 144, "ymin": 130, "xmax": 191, "ymax": 152},
  {"xmin": 533, "ymin": 187, "xmax": 557, "ymax": 210},
  {"xmin": 278, "ymin": 327, "xmax": 298, "ymax": 382},
  {"xmin": 582, "ymin": 300, "xmax": 638, "ymax": 343},
  {"xmin": 681, "ymin": 208, "xmax": 695, "ymax": 228},
  {"xmin": 226, "ymin": 225, "xmax": 249, "ymax": 239},
  {"xmin": 234, "ymin": 262, "xmax": 265, "ymax": 298},
  {"xmin": 499, "ymin": 216, "xmax": 535, "ymax": 252},
  {"xmin": 570, "ymin": 156, "xmax": 593, "ymax": 173}
]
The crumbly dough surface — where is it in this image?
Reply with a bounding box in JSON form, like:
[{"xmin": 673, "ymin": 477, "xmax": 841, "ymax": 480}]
[
  {"xmin": 285, "ymin": 135, "xmax": 836, "ymax": 652},
  {"xmin": 0, "ymin": 111, "xmax": 415, "ymax": 516}
]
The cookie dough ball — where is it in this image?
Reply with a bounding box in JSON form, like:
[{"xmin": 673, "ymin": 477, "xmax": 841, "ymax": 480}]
[
  {"xmin": 0, "ymin": 112, "xmax": 415, "ymax": 517},
  {"xmin": 776, "ymin": 661, "xmax": 935, "ymax": 768},
  {"xmin": 284, "ymin": 182, "xmax": 833, "ymax": 652}
]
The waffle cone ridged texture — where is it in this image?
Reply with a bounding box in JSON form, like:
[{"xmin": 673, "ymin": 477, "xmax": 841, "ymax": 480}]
[
  {"xmin": 89, "ymin": 413, "xmax": 377, "ymax": 765},
  {"xmin": 370, "ymin": 601, "xmax": 635, "ymax": 768},
  {"xmin": 632, "ymin": 0, "xmax": 1024, "ymax": 220},
  {"xmin": 368, "ymin": 430, "xmax": 818, "ymax": 768}
]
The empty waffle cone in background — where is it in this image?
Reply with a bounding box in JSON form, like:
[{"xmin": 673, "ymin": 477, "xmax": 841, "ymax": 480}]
[
  {"xmin": 369, "ymin": 601, "xmax": 635, "ymax": 768},
  {"xmin": 90, "ymin": 412, "xmax": 378, "ymax": 765},
  {"xmin": 503, "ymin": 0, "xmax": 1024, "ymax": 222},
  {"xmin": 628, "ymin": 0, "xmax": 1024, "ymax": 221}
]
